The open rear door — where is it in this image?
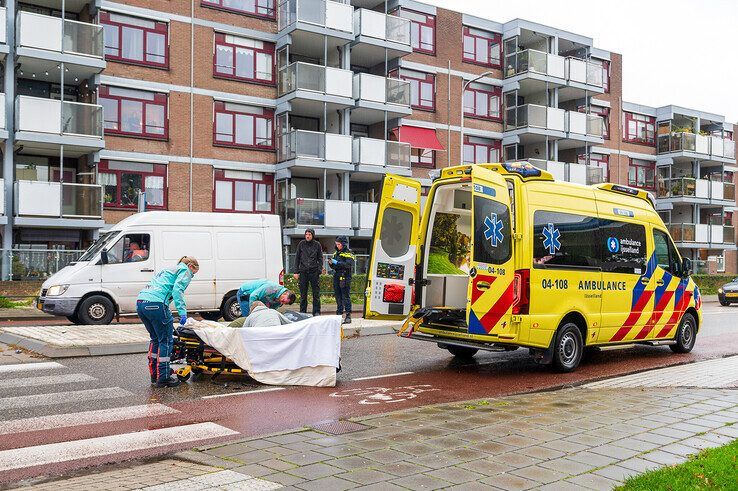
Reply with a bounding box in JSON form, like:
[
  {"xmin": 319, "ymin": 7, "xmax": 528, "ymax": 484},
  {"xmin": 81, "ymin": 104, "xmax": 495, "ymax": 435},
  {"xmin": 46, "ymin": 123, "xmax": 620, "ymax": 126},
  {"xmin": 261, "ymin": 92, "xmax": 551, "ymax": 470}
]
[
  {"xmin": 364, "ymin": 175, "xmax": 422, "ymax": 320},
  {"xmin": 466, "ymin": 166, "xmax": 516, "ymax": 336}
]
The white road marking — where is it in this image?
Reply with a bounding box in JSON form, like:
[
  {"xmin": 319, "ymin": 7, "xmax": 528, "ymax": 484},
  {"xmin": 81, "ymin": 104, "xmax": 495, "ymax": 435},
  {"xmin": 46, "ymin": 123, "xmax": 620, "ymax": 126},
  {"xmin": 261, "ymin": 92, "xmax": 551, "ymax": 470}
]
[
  {"xmin": 0, "ymin": 422, "xmax": 238, "ymax": 471},
  {"xmin": 0, "ymin": 404, "xmax": 180, "ymax": 436},
  {"xmin": 0, "ymin": 373, "xmax": 95, "ymax": 390},
  {"xmin": 0, "ymin": 387, "xmax": 133, "ymax": 411},
  {"xmin": 202, "ymin": 387, "xmax": 285, "ymax": 399},
  {"xmin": 352, "ymin": 371, "xmax": 414, "ymax": 381},
  {"xmin": 0, "ymin": 362, "xmax": 64, "ymax": 374}
]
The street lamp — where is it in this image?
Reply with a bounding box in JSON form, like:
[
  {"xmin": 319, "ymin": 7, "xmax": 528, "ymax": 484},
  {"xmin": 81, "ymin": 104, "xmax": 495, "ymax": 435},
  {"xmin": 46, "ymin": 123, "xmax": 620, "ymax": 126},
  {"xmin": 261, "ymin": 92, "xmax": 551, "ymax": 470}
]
[{"xmin": 459, "ymin": 71, "xmax": 495, "ymax": 166}]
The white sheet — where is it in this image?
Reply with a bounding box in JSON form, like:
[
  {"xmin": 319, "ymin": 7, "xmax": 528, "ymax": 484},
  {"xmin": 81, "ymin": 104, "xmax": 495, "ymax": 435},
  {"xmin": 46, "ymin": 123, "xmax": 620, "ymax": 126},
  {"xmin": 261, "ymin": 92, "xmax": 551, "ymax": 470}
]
[{"xmin": 190, "ymin": 315, "xmax": 342, "ymax": 387}]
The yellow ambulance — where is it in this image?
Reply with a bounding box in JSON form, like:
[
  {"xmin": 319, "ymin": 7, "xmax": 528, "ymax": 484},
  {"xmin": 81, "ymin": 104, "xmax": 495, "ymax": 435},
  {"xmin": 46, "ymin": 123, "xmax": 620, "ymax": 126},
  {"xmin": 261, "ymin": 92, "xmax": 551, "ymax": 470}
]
[{"xmin": 364, "ymin": 162, "xmax": 702, "ymax": 372}]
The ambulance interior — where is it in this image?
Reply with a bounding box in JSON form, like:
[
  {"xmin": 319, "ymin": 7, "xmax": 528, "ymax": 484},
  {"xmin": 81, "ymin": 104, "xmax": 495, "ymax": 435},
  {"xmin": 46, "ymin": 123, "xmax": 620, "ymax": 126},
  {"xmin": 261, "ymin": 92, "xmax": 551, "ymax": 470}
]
[{"xmin": 422, "ymin": 183, "xmax": 473, "ymax": 313}]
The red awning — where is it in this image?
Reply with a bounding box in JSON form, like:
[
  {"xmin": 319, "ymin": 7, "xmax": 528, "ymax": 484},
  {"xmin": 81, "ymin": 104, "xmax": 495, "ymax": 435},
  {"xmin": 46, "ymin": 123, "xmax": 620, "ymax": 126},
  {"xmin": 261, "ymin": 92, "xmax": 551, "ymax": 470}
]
[{"xmin": 392, "ymin": 126, "xmax": 445, "ymax": 151}]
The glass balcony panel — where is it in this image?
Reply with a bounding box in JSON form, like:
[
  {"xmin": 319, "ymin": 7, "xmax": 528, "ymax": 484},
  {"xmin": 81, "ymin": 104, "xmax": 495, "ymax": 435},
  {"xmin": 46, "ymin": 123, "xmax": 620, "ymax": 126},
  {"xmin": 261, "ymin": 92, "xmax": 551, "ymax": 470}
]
[
  {"xmin": 63, "ymin": 19, "xmax": 104, "ymax": 58},
  {"xmin": 724, "ymin": 226, "xmax": 735, "ymax": 244},
  {"xmin": 724, "ymin": 182, "xmax": 735, "ymax": 201},
  {"xmin": 527, "ymin": 104, "xmax": 547, "ymax": 128},
  {"xmin": 386, "ymin": 78, "xmax": 410, "ymax": 106},
  {"xmin": 278, "ymin": 0, "xmax": 297, "ymax": 29},
  {"xmin": 297, "ymin": 0, "xmax": 326, "ymax": 26},
  {"xmin": 385, "ymin": 14, "xmax": 410, "ymax": 44},
  {"xmin": 528, "ymin": 50, "xmax": 547, "ymax": 74},
  {"xmin": 585, "ymin": 61, "xmax": 603, "ymax": 87},
  {"xmin": 386, "ymin": 140, "xmax": 411, "ymax": 168},
  {"xmin": 61, "ymin": 183, "xmax": 103, "ymax": 218},
  {"xmin": 62, "ymin": 101, "xmax": 103, "ymax": 137},
  {"xmin": 586, "ymin": 114, "xmax": 604, "ymax": 137},
  {"xmin": 278, "ymin": 62, "xmax": 325, "ymax": 95},
  {"xmin": 282, "ymin": 198, "xmax": 325, "ymax": 227}
]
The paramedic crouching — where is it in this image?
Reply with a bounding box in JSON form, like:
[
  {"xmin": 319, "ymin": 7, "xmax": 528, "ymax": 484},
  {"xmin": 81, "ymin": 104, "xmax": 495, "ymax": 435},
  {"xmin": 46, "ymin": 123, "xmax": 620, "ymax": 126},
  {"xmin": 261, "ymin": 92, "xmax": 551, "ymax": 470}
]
[
  {"xmin": 137, "ymin": 256, "xmax": 199, "ymax": 388},
  {"xmin": 236, "ymin": 279, "xmax": 296, "ymax": 318}
]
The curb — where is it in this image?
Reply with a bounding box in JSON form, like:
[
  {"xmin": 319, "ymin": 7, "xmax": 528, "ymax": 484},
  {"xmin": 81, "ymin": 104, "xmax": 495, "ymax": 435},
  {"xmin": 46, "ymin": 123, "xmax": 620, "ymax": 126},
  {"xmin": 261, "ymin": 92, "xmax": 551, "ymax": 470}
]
[{"xmin": 0, "ymin": 332, "xmax": 149, "ymax": 358}]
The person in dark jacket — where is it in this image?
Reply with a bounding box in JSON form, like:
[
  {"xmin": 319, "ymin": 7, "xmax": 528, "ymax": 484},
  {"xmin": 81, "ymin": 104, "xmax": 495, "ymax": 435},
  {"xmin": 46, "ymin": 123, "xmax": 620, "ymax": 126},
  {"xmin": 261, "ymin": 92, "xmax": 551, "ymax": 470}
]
[
  {"xmin": 329, "ymin": 235, "xmax": 355, "ymax": 324},
  {"xmin": 293, "ymin": 228, "xmax": 324, "ymax": 315}
]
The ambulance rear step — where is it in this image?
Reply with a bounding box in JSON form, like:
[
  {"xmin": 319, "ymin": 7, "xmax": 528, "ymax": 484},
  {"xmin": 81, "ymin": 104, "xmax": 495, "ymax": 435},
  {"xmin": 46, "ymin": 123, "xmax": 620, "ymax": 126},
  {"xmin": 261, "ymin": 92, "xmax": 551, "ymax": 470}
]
[
  {"xmin": 400, "ymin": 330, "xmax": 513, "ymax": 352},
  {"xmin": 598, "ymin": 340, "xmax": 676, "ymax": 352}
]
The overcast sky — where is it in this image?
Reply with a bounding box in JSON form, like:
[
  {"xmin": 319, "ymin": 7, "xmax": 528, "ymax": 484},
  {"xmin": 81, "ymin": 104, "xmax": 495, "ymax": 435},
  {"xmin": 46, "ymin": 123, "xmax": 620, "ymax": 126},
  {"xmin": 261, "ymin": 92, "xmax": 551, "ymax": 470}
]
[{"xmin": 425, "ymin": 0, "xmax": 738, "ymax": 122}]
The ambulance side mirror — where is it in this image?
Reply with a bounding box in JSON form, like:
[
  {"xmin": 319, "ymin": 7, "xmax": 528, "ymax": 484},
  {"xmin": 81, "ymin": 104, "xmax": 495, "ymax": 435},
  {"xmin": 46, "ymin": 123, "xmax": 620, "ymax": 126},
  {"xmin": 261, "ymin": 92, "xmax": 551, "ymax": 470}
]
[{"xmin": 681, "ymin": 257, "xmax": 692, "ymax": 277}]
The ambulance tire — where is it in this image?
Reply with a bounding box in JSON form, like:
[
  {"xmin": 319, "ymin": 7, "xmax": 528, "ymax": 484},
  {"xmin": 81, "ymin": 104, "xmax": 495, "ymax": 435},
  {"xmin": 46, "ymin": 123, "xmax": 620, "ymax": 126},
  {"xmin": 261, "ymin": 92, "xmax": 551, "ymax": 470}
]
[
  {"xmin": 440, "ymin": 343, "xmax": 478, "ymax": 358},
  {"xmin": 670, "ymin": 313, "xmax": 697, "ymax": 353},
  {"xmin": 551, "ymin": 323, "xmax": 583, "ymax": 373}
]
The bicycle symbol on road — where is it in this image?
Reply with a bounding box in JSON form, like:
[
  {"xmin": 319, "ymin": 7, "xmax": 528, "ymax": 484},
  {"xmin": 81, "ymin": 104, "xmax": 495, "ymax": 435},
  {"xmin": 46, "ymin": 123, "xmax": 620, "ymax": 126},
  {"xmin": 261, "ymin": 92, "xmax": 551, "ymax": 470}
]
[{"xmin": 329, "ymin": 385, "xmax": 440, "ymax": 405}]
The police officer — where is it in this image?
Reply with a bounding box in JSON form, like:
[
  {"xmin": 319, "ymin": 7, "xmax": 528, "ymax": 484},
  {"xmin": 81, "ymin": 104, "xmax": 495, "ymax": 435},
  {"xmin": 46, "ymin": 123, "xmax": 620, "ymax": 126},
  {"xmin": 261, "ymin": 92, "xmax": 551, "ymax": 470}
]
[{"xmin": 329, "ymin": 236, "xmax": 355, "ymax": 324}]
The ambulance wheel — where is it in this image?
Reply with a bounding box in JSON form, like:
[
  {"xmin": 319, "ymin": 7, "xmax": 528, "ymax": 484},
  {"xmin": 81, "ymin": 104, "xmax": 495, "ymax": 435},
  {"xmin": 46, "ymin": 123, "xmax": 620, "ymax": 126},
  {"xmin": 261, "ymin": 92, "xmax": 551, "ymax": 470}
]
[
  {"xmin": 670, "ymin": 313, "xmax": 697, "ymax": 353},
  {"xmin": 222, "ymin": 296, "xmax": 241, "ymax": 322},
  {"xmin": 440, "ymin": 343, "xmax": 478, "ymax": 358},
  {"xmin": 77, "ymin": 295, "xmax": 115, "ymax": 325},
  {"xmin": 199, "ymin": 311, "xmax": 222, "ymax": 321},
  {"xmin": 552, "ymin": 323, "xmax": 583, "ymax": 373}
]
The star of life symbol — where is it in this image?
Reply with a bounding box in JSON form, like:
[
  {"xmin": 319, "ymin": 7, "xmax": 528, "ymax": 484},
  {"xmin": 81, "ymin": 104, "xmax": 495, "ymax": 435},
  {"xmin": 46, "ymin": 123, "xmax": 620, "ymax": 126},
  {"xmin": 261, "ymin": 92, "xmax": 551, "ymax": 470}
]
[
  {"xmin": 542, "ymin": 222, "xmax": 561, "ymax": 255},
  {"xmin": 483, "ymin": 213, "xmax": 504, "ymax": 247},
  {"xmin": 607, "ymin": 236, "xmax": 620, "ymax": 253}
]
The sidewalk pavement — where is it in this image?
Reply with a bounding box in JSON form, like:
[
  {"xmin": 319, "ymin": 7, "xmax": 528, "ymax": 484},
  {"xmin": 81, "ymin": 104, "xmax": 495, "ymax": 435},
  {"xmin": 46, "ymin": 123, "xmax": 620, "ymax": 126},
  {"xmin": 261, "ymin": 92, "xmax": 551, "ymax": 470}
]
[
  {"xmin": 19, "ymin": 356, "xmax": 738, "ymax": 490},
  {"xmin": 0, "ymin": 317, "xmax": 399, "ymax": 358}
]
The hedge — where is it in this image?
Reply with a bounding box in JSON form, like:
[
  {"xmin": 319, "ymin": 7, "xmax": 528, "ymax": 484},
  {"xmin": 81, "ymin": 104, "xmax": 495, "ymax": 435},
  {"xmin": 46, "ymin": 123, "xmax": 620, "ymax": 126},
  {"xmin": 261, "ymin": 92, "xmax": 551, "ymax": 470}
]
[
  {"xmin": 691, "ymin": 274, "xmax": 737, "ymax": 295},
  {"xmin": 284, "ymin": 274, "xmax": 367, "ymax": 296}
]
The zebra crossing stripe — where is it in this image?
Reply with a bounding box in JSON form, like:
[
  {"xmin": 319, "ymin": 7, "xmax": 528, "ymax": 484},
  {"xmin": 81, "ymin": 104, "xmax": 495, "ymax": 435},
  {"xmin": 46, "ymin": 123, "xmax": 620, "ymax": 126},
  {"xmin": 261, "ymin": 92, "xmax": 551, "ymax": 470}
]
[
  {"xmin": 0, "ymin": 362, "xmax": 64, "ymax": 374},
  {"xmin": 0, "ymin": 373, "xmax": 95, "ymax": 390},
  {"xmin": 0, "ymin": 404, "xmax": 180, "ymax": 436},
  {"xmin": 0, "ymin": 387, "xmax": 133, "ymax": 411},
  {"xmin": 0, "ymin": 422, "xmax": 239, "ymax": 471}
]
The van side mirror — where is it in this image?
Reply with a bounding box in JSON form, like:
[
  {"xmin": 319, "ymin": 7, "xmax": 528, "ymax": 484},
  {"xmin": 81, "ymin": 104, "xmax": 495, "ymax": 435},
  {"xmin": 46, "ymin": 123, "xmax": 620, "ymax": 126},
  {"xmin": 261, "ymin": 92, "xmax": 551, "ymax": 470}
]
[
  {"xmin": 100, "ymin": 249, "xmax": 109, "ymax": 265},
  {"xmin": 681, "ymin": 257, "xmax": 692, "ymax": 277}
]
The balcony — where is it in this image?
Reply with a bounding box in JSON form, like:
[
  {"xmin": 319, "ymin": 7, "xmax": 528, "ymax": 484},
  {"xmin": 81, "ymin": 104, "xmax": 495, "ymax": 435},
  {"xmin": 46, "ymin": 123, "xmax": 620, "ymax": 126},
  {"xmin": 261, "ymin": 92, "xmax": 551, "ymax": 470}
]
[
  {"xmin": 565, "ymin": 58, "xmax": 604, "ymax": 88},
  {"xmin": 668, "ymin": 223, "xmax": 736, "ymax": 246},
  {"xmin": 505, "ymin": 49, "xmax": 565, "ymax": 80},
  {"xmin": 657, "ymin": 132, "xmax": 735, "ymax": 162},
  {"xmin": 353, "ymin": 138, "xmax": 411, "ymax": 175},
  {"xmin": 278, "ymin": 130, "xmax": 352, "ymax": 170},
  {"xmin": 505, "ymin": 104, "xmax": 565, "ymax": 133},
  {"xmin": 16, "ymin": 11, "xmax": 105, "ymax": 79},
  {"xmin": 277, "ymin": 62, "xmax": 353, "ymax": 113},
  {"xmin": 280, "ymin": 198, "xmax": 352, "ymax": 230},
  {"xmin": 352, "ymin": 201, "xmax": 377, "ymax": 236},
  {"xmin": 278, "ymin": 0, "xmax": 353, "ymax": 37},
  {"xmin": 14, "ymin": 181, "xmax": 103, "ymax": 221},
  {"xmin": 0, "ymin": 93, "xmax": 6, "ymax": 139},
  {"xmin": 525, "ymin": 159, "xmax": 605, "ymax": 185},
  {"xmin": 351, "ymin": 10, "xmax": 411, "ymax": 67},
  {"xmin": 0, "ymin": 179, "xmax": 4, "ymax": 217},
  {"xmin": 15, "ymin": 96, "xmax": 104, "ymax": 156},
  {"xmin": 352, "ymin": 74, "xmax": 412, "ymax": 124},
  {"xmin": 657, "ymin": 177, "xmax": 734, "ymax": 204},
  {"xmin": 0, "ymin": 7, "xmax": 7, "ymax": 60},
  {"xmin": 565, "ymin": 112, "xmax": 604, "ymax": 140}
]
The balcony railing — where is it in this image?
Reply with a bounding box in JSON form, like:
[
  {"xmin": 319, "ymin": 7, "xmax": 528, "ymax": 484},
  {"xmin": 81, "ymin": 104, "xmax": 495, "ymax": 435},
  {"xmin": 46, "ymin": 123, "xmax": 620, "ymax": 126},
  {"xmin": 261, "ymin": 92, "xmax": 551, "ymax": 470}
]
[
  {"xmin": 278, "ymin": 130, "xmax": 352, "ymax": 163},
  {"xmin": 353, "ymin": 73, "xmax": 410, "ymax": 106},
  {"xmin": 354, "ymin": 9, "xmax": 410, "ymax": 46},
  {"xmin": 658, "ymin": 177, "xmax": 696, "ymax": 198},
  {"xmin": 505, "ymin": 49, "xmax": 565, "ymax": 79},
  {"xmin": 0, "ymin": 178, "xmax": 4, "ymax": 215},
  {"xmin": 0, "ymin": 8, "xmax": 6, "ymax": 45},
  {"xmin": 278, "ymin": 62, "xmax": 353, "ymax": 98},
  {"xmin": 17, "ymin": 11, "xmax": 104, "ymax": 59},
  {"xmin": 668, "ymin": 223, "xmax": 696, "ymax": 242},
  {"xmin": 565, "ymin": 58, "xmax": 604, "ymax": 88},
  {"xmin": 15, "ymin": 181, "xmax": 103, "ymax": 218},
  {"xmin": 505, "ymin": 104, "xmax": 565, "ymax": 132},
  {"xmin": 658, "ymin": 177, "xmax": 734, "ymax": 202},
  {"xmin": 724, "ymin": 182, "xmax": 736, "ymax": 201},
  {"xmin": 566, "ymin": 112, "xmax": 604, "ymax": 137},
  {"xmin": 352, "ymin": 201, "xmax": 377, "ymax": 229},
  {"xmin": 0, "ymin": 93, "xmax": 5, "ymax": 131},
  {"xmin": 280, "ymin": 198, "xmax": 352, "ymax": 228},
  {"xmin": 657, "ymin": 131, "xmax": 735, "ymax": 160},
  {"xmin": 667, "ymin": 223, "xmax": 735, "ymax": 245},
  {"xmin": 353, "ymin": 137, "xmax": 411, "ymax": 168},
  {"xmin": 15, "ymin": 96, "xmax": 103, "ymax": 138},
  {"xmin": 278, "ymin": 0, "xmax": 353, "ymax": 33},
  {"xmin": 523, "ymin": 159, "xmax": 603, "ymax": 185}
]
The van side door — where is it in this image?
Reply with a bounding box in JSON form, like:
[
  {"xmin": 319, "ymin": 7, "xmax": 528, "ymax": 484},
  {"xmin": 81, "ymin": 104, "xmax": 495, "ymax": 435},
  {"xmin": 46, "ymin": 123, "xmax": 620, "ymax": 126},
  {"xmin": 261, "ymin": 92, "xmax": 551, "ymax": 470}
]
[
  {"xmin": 466, "ymin": 166, "xmax": 515, "ymax": 337},
  {"xmin": 365, "ymin": 175, "xmax": 421, "ymax": 320}
]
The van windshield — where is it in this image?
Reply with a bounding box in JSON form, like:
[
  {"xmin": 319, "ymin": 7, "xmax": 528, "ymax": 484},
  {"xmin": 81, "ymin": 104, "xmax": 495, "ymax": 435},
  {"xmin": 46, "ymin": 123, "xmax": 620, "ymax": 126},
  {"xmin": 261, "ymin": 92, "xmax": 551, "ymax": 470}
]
[{"xmin": 77, "ymin": 231, "xmax": 120, "ymax": 262}]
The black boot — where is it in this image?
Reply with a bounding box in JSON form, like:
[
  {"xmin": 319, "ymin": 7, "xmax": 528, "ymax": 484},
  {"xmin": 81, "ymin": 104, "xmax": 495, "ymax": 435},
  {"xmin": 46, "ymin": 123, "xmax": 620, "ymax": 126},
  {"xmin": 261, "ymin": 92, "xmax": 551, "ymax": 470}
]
[
  {"xmin": 343, "ymin": 314, "xmax": 352, "ymax": 324},
  {"xmin": 156, "ymin": 376, "xmax": 181, "ymax": 388},
  {"xmin": 151, "ymin": 368, "xmax": 173, "ymax": 384}
]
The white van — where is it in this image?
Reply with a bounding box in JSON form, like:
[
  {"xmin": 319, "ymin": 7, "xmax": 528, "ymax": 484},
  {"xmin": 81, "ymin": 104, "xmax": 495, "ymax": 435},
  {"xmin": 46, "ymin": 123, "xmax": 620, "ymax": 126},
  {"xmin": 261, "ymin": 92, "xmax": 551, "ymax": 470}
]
[{"xmin": 37, "ymin": 211, "xmax": 284, "ymax": 325}]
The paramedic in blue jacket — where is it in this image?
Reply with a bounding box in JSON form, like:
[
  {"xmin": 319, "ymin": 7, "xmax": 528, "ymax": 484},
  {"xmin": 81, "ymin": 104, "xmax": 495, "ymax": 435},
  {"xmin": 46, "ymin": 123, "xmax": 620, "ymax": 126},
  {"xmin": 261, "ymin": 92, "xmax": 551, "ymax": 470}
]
[
  {"xmin": 329, "ymin": 235, "xmax": 355, "ymax": 324},
  {"xmin": 137, "ymin": 256, "xmax": 199, "ymax": 388},
  {"xmin": 237, "ymin": 279, "xmax": 295, "ymax": 318}
]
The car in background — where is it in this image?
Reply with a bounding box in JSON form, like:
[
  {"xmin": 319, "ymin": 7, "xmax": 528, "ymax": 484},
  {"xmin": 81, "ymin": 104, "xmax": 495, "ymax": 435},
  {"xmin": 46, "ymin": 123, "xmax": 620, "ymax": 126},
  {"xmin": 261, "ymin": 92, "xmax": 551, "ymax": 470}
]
[{"xmin": 718, "ymin": 278, "xmax": 738, "ymax": 306}]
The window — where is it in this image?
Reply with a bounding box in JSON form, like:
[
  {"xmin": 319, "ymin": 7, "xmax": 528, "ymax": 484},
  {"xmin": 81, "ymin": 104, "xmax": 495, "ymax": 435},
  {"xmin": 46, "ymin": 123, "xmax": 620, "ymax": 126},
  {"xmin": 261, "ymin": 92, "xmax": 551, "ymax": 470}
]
[
  {"xmin": 624, "ymin": 112, "xmax": 656, "ymax": 145},
  {"xmin": 600, "ymin": 220, "xmax": 647, "ymax": 274},
  {"xmin": 214, "ymin": 33, "xmax": 274, "ymax": 84},
  {"xmin": 106, "ymin": 233, "xmax": 151, "ymax": 264},
  {"xmin": 628, "ymin": 159, "xmax": 655, "ymax": 190},
  {"xmin": 533, "ymin": 211, "xmax": 600, "ymax": 269},
  {"xmin": 213, "ymin": 102, "xmax": 274, "ymax": 149},
  {"xmin": 99, "ymin": 86, "xmax": 168, "ymax": 139},
  {"xmin": 201, "ymin": 0, "xmax": 275, "ymax": 19},
  {"xmin": 100, "ymin": 12, "xmax": 168, "ymax": 68},
  {"xmin": 653, "ymin": 229, "xmax": 683, "ymax": 277},
  {"xmin": 462, "ymin": 26, "xmax": 501, "ymax": 68},
  {"xmin": 214, "ymin": 170, "xmax": 273, "ymax": 213},
  {"xmin": 577, "ymin": 153, "xmax": 609, "ymax": 182},
  {"xmin": 464, "ymin": 83, "xmax": 501, "ymax": 121},
  {"xmin": 463, "ymin": 137, "xmax": 500, "ymax": 164},
  {"xmin": 473, "ymin": 196, "xmax": 511, "ymax": 264},
  {"xmin": 380, "ymin": 208, "xmax": 413, "ymax": 257},
  {"xmin": 398, "ymin": 69, "xmax": 434, "ymax": 111},
  {"xmin": 99, "ymin": 160, "xmax": 167, "ymax": 210},
  {"xmin": 410, "ymin": 148, "xmax": 434, "ymax": 168},
  {"xmin": 395, "ymin": 9, "xmax": 434, "ymax": 54}
]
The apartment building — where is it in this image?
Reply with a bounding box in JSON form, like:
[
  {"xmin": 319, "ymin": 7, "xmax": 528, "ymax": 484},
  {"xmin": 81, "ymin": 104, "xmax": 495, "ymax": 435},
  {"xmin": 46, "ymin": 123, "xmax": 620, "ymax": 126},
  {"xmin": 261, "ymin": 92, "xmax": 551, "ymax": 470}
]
[{"xmin": 0, "ymin": 0, "xmax": 734, "ymax": 279}]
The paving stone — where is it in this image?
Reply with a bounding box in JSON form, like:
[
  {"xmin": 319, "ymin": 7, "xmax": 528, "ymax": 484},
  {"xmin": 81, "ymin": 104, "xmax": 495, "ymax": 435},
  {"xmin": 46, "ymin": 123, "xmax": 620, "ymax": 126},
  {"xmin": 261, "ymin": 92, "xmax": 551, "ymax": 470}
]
[
  {"xmin": 476, "ymin": 440, "xmax": 517, "ymax": 455},
  {"xmin": 361, "ymin": 448, "xmax": 407, "ymax": 464},
  {"xmin": 350, "ymin": 483, "xmax": 407, "ymax": 491},
  {"xmin": 231, "ymin": 464, "xmax": 274, "ymax": 478},
  {"xmin": 660, "ymin": 442, "xmax": 702, "ymax": 458},
  {"xmin": 314, "ymin": 445, "xmax": 363, "ymax": 458},
  {"xmin": 412, "ymin": 452, "xmax": 462, "ymax": 470},
  {"xmin": 267, "ymin": 433, "xmax": 311, "ymax": 445},
  {"xmin": 480, "ymin": 472, "xmax": 539, "ymax": 490},
  {"xmin": 295, "ymin": 476, "xmax": 358, "ymax": 491},
  {"xmin": 377, "ymin": 461, "xmax": 431, "ymax": 477},
  {"xmin": 714, "ymin": 425, "xmax": 738, "ymax": 438},
  {"xmin": 617, "ymin": 457, "xmax": 661, "ymax": 474},
  {"xmin": 538, "ymin": 457, "xmax": 596, "ymax": 476},
  {"xmin": 565, "ymin": 473, "xmax": 620, "ymax": 490},
  {"xmin": 391, "ymin": 442, "xmax": 439, "ymax": 457},
  {"xmin": 425, "ymin": 465, "xmax": 485, "ymax": 484},
  {"xmin": 206, "ymin": 442, "xmax": 254, "ymax": 458},
  {"xmin": 339, "ymin": 469, "xmax": 391, "ymax": 485},
  {"xmin": 566, "ymin": 451, "xmax": 617, "ymax": 468},
  {"xmin": 641, "ymin": 450, "xmax": 688, "ymax": 466},
  {"xmin": 350, "ymin": 439, "xmax": 389, "ymax": 451},
  {"xmin": 328, "ymin": 456, "xmax": 376, "ymax": 471},
  {"xmin": 649, "ymin": 426, "xmax": 696, "ymax": 439},
  {"xmin": 587, "ymin": 443, "xmax": 640, "ymax": 460},
  {"xmin": 494, "ymin": 451, "xmax": 542, "ymax": 469},
  {"xmin": 389, "ymin": 473, "xmax": 451, "ymax": 490},
  {"xmin": 511, "ymin": 465, "xmax": 568, "ymax": 484},
  {"xmin": 516, "ymin": 445, "xmax": 565, "ymax": 461},
  {"xmin": 445, "ymin": 447, "xmax": 483, "ymax": 461},
  {"xmin": 287, "ymin": 463, "xmax": 343, "ymax": 481},
  {"xmin": 541, "ymin": 439, "xmax": 589, "ymax": 454},
  {"xmin": 679, "ymin": 436, "xmax": 726, "ymax": 451},
  {"xmin": 593, "ymin": 464, "xmax": 641, "ymax": 482},
  {"xmin": 631, "ymin": 432, "xmax": 679, "ymax": 446},
  {"xmin": 457, "ymin": 458, "xmax": 514, "ymax": 477},
  {"xmin": 282, "ymin": 451, "xmax": 331, "ymax": 466},
  {"xmin": 230, "ymin": 450, "xmax": 279, "ymax": 465},
  {"xmin": 495, "ymin": 434, "xmax": 540, "ymax": 449},
  {"xmin": 535, "ymin": 481, "xmax": 591, "ymax": 491},
  {"xmin": 564, "ymin": 433, "xmax": 612, "ymax": 447},
  {"xmin": 611, "ymin": 437, "xmax": 660, "ymax": 453}
]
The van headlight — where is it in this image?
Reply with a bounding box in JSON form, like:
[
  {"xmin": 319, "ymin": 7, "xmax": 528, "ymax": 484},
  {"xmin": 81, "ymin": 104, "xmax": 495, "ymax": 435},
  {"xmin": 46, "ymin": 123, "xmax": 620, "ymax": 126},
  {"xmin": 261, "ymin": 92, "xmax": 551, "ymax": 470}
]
[{"xmin": 47, "ymin": 285, "xmax": 69, "ymax": 296}]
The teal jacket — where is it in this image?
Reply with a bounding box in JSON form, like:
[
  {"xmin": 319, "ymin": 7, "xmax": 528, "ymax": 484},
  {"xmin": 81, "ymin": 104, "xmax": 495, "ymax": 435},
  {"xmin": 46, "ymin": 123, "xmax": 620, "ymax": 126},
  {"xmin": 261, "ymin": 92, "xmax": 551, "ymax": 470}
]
[
  {"xmin": 237, "ymin": 279, "xmax": 287, "ymax": 311},
  {"xmin": 137, "ymin": 262, "xmax": 193, "ymax": 318}
]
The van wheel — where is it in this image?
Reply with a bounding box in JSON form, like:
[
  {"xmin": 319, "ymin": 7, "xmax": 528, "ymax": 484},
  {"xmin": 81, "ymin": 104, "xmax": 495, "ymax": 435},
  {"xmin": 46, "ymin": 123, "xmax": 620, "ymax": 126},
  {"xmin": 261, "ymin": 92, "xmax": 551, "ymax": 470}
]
[
  {"xmin": 222, "ymin": 296, "xmax": 241, "ymax": 322},
  {"xmin": 66, "ymin": 313, "xmax": 80, "ymax": 324},
  {"xmin": 670, "ymin": 313, "xmax": 697, "ymax": 353},
  {"xmin": 199, "ymin": 311, "xmax": 222, "ymax": 321},
  {"xmin": 552, "ymin": 322, "xmax": 583, "ymax": 373},
  {"xmin": 439, "ymin": 343, "xmax": 478, "ymax": 358},
  {"xmin": 77, "ymin": 296, "xmax": 115, "ymax": 325}
]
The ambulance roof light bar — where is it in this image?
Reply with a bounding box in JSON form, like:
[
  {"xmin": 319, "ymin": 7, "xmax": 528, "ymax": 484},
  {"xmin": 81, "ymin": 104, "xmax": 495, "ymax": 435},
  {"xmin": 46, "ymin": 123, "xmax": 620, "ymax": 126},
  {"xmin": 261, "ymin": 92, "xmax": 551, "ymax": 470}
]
[{"xmin": 598, "ymin": 183, "xmax": 656, "ymax": 209}]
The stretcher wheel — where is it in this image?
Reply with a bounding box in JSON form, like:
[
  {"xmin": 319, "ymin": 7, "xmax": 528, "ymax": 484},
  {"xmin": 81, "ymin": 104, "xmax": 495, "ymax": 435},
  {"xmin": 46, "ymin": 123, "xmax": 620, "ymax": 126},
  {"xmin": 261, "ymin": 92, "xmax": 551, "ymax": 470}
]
[
  {"xmin": 175, "ymin": 366, "xmax": 192, "ymax": 382},
  {"xmin": 177, "ymin": 372, "xmax": 191, "ymax": 382}
]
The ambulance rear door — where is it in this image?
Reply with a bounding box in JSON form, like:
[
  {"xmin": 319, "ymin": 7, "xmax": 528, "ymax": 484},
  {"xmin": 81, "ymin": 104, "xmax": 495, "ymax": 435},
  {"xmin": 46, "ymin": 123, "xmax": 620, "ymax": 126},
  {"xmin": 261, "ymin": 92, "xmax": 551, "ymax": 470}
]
[{"xmin": 364, "ymin": 175, "xmax": 422, "ymax": 320}]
